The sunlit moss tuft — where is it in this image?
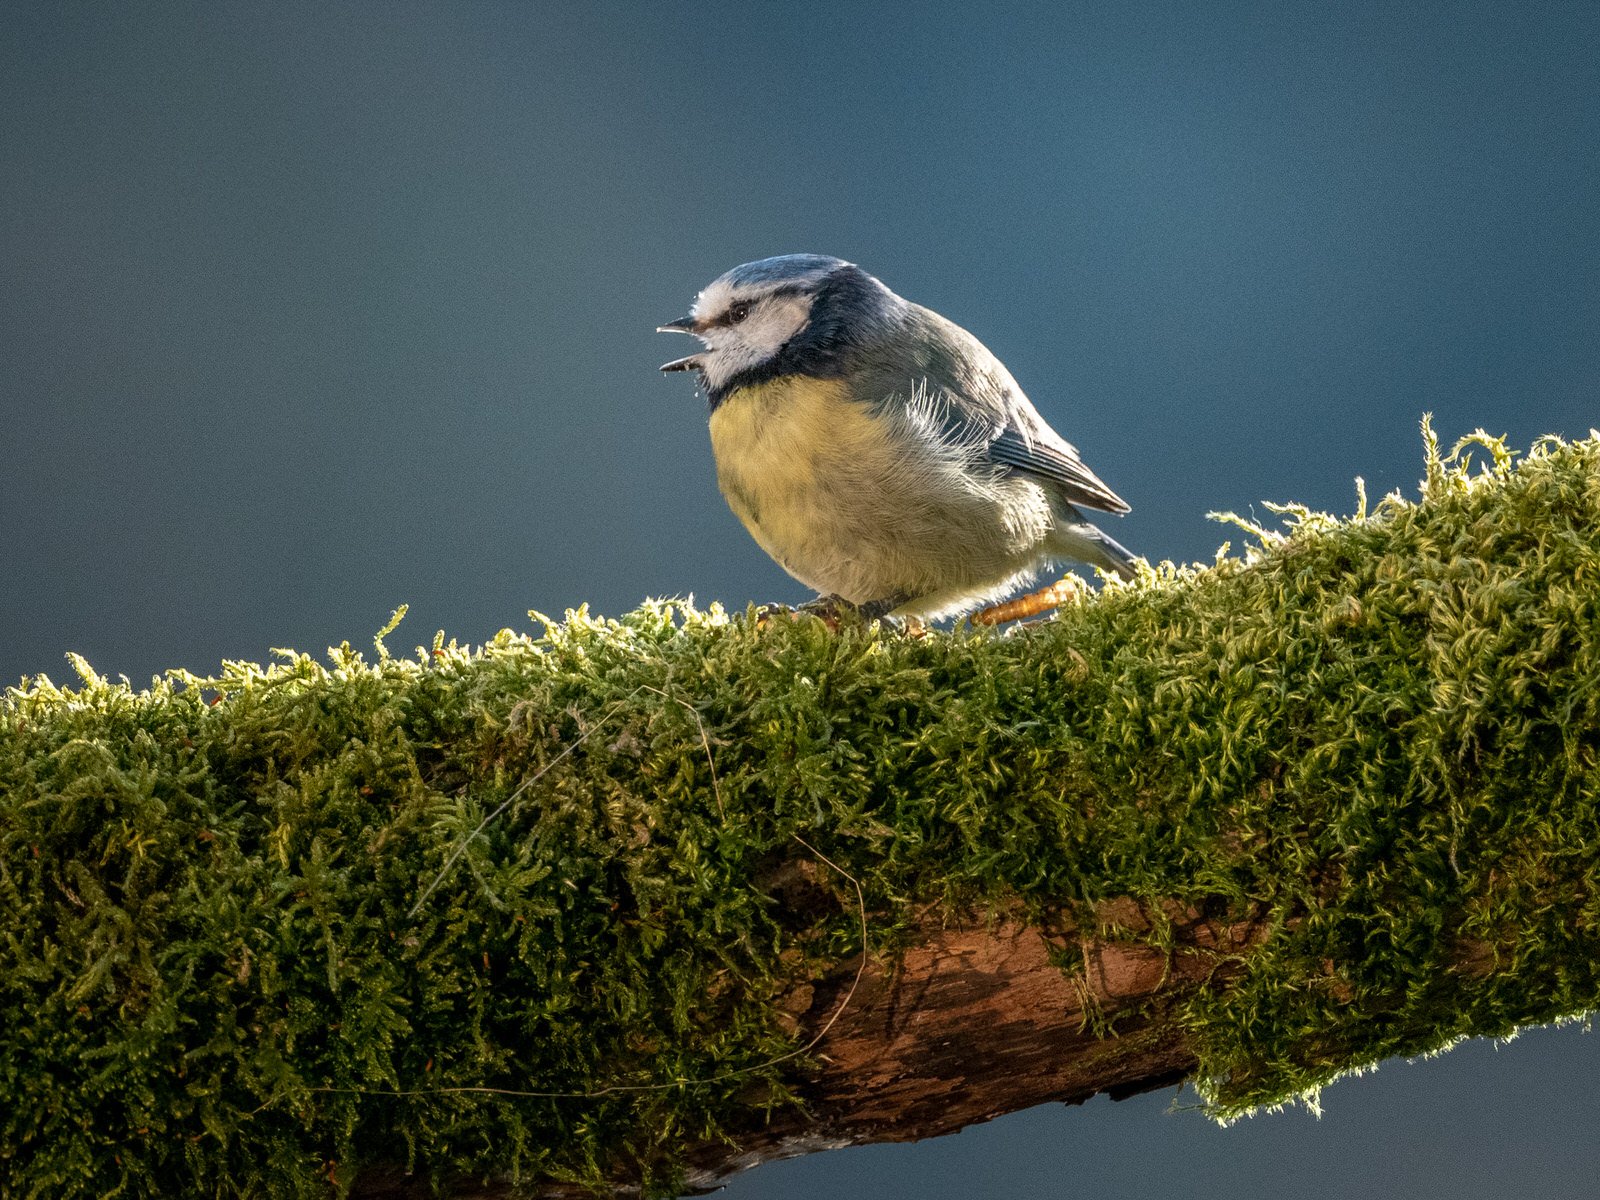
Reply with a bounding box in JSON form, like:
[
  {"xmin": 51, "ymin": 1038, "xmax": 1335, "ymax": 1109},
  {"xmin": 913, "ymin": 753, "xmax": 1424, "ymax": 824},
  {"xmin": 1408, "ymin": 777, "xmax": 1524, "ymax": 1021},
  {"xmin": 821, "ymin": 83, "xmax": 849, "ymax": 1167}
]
[{"xmin": 4, "ymin": 423, "xmax": 1599, "ymax": 1194}]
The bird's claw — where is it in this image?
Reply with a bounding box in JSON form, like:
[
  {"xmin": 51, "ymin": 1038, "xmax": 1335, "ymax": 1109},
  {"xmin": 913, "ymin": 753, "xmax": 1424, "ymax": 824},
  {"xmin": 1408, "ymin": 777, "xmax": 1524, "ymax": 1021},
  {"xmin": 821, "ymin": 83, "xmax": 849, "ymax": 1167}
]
[
  {"xmin": 753, "ymin": 597, "xmax": 924, "ymax": 636},
  {"xmin": 752, "ymin": 602, "xmax": 797, "ymax": 630},
  {"xmin": 796, "ymin": 595, "xmax": 850, "ymax": 632},
  {"xmin": 750, "ymin": 599, "xmax": 844, "ymax": 632}
]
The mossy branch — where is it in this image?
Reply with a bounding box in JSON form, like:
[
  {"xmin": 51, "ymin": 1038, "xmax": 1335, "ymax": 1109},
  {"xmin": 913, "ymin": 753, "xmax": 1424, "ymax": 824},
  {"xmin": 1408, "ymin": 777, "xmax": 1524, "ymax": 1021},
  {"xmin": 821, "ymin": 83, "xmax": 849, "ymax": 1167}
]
[{"xmin": 4, "ymin": 424, "xmax": 1599, "ymax": 1198}]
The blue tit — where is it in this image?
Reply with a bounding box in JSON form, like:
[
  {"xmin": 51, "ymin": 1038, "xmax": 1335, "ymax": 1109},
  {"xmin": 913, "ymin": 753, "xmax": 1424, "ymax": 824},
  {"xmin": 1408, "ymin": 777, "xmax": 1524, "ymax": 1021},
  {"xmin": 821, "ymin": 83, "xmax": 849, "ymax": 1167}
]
[{"xmin": 658, "ymin": 254, "xmax": 1137, "ymax": 621}]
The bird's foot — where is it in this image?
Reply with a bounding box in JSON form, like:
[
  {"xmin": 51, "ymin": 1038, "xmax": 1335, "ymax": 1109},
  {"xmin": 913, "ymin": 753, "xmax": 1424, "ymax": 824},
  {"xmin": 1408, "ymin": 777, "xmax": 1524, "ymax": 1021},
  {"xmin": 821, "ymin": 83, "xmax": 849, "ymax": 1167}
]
[
  {"xmin": 755, "ymin": 598, "xmax": 857, "ymax": 633},
  {"xmin": 752, "ymin": 601, "xmax": 797, "ymax": 630},
  {"xmin": 972, "ymin": 576, "xmax": 1084, "ymax": 626},
  {"xmin": 795, "ymin": 594, "xmax": 857, "ymax": 632},
  {"xmin": 836, "ymin": 592, "xmax": 921, "ymax": 634},
  {"xmin": 755, "ymin": 594, "xmax": 921, "ymax": 635},
  {"xmin": 753, "ymin": 596, "xmax": 848, "ymax": 632}
]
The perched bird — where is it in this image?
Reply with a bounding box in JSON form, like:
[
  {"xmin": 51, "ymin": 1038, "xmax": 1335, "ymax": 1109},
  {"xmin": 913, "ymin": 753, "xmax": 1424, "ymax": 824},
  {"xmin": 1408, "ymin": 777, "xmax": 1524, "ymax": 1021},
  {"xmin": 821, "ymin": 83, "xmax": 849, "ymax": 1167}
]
[{"xmin": 658, "ymin": 254, "xmax": 1136, "ymax": 622}]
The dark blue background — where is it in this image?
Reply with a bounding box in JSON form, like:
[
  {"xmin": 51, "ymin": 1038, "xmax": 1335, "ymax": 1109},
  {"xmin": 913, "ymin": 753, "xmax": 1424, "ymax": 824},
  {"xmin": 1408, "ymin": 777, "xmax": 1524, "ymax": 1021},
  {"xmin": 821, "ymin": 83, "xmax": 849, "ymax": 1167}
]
[{"xmin": 4, "ymin": 3, "xmax": 1597, "ymax": 1196}]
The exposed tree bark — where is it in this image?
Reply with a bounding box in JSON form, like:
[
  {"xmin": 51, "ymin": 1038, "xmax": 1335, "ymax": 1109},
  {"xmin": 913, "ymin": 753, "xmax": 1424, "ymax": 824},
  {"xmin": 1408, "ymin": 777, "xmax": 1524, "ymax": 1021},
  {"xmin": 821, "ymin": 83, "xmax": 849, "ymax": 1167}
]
[
  {"xmin": 6, "ymin": 430, "xmax": 1599, "ymax": 1200},
  {"xmin": 686, "ymin": 907, "xmax": 1261, "ymax": 1190},
  {"xmin": 349, "ymin": 902, "xmax": 1267, "ymax": 1198}
]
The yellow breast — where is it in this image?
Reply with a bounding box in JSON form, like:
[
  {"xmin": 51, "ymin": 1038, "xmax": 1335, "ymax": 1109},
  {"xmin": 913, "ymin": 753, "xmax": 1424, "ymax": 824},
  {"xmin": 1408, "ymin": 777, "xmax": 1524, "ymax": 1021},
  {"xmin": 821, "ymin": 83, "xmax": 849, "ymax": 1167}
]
[
  {"xmin": 705, "ymin": 373, "xmax": 1052, "ymax": 609},
  {"xmin": 709, "ymin": 377, "xmax": 858, "ymax": 504},
  {"xmin": 707, "ymin": 376, "xmax": 885, "ymax": 586}
]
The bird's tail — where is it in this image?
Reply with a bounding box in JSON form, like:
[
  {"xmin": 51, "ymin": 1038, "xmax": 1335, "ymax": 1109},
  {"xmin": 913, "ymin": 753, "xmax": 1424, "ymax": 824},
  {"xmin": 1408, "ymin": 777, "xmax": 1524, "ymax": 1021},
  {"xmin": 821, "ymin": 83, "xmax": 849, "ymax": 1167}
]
[{"xmin": 1047, "ymin": 510, "xmax": 1139, "ymax": 581}]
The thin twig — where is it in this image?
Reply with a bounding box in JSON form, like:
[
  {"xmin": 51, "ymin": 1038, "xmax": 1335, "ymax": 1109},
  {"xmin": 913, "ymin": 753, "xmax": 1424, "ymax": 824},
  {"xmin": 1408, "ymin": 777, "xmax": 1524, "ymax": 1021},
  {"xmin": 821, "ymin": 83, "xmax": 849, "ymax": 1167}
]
[
  {"xmin": 781, "ymin": 833, "xmax": 871, "ymax": 1056},
  {"xmin": 319, "ymin": 833, "xmax": 870, "ymax": 1102},
  {"xmin": 406, "ymin": 685, "xmax": 645, "ymax": 919},
  {"xmin": 639, "ymin": 682, "xmax": 724, "ymax": 820}
]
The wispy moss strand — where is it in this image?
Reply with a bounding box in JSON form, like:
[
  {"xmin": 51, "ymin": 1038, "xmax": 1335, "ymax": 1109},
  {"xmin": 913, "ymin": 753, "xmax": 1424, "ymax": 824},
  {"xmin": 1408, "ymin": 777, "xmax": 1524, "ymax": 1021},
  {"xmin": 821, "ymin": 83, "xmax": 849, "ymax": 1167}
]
[{"xmin": 3, "ymin": 423, "xmax": 1597, "ymax": 1195}]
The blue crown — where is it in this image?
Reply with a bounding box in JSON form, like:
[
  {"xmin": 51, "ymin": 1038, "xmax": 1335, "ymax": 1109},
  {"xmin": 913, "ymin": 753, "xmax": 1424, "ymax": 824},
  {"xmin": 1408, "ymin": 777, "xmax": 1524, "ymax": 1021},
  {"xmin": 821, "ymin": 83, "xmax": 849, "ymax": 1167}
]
[{"xmin": 719, "ymin": 254, "xmax": 850, "ymax": 289}]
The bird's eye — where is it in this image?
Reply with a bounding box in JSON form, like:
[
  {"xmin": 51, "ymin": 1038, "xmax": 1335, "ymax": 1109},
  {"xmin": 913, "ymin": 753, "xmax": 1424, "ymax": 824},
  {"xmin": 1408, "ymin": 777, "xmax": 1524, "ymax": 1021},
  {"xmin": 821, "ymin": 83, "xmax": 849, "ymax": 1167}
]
[{"xmin": 728, "ymin": 303, "xmax": 750, "ymax": 325}]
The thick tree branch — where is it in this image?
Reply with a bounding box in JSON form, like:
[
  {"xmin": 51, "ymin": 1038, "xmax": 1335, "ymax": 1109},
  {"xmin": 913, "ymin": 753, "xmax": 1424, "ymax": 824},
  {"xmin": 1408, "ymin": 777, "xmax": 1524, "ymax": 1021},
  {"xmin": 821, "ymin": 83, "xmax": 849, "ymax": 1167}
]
[
  {"xmin": 3, "ymin": 428, "xmax": 1598, "ymax": 1198},
  {"xmin": 351, "ymin": 904, "xmax": 1266, "ymax": 1199}
]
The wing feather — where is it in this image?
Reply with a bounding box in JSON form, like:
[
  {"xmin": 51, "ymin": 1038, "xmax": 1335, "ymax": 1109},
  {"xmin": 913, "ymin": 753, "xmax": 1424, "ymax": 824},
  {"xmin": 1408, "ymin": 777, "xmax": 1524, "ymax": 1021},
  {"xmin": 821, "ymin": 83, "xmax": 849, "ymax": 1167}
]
[
  {"xmin": 849, "ymin": 302, "xmax": 1131, "ymax": 516},
  {"xmin": 987, "ymin": 428, "xmax": 1130, "ymax": 514}
]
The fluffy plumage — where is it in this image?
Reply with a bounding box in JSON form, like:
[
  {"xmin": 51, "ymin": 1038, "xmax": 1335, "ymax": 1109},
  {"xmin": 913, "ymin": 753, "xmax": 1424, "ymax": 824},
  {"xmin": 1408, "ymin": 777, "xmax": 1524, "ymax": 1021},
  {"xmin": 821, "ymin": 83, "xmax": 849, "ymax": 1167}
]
[{"xmin": 659, "ymin": 255, "xmax": 1136, "ymax": 619}]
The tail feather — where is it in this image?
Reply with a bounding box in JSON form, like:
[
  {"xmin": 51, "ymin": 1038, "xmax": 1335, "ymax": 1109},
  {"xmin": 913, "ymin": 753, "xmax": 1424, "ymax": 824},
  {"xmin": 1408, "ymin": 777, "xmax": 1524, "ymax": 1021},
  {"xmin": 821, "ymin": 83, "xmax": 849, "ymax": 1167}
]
[{"xmin": 1047, "ymin": 510, "xmax": 1139, "ymax": 581}]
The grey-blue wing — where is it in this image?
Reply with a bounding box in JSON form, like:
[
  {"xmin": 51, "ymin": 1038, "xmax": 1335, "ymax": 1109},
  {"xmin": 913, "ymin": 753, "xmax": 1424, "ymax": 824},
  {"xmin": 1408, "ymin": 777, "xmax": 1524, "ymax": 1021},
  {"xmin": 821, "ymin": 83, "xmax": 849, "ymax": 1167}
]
[
  {"xmin": 851, "ymin": 301, "xmax": 1132, "ymax": 515},
  {"xmin": 900, "ymin": 304, "xmax": 1131, "ymax": 515},
  {"xmin": 987, "ymin": 427, "xmax": 1130, "ymax": 514}
]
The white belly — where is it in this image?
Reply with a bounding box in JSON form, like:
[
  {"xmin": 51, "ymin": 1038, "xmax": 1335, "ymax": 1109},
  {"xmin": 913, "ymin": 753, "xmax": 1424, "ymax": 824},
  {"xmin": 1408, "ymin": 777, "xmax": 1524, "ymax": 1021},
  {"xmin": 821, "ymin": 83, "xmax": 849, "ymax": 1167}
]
[{"xmin": 707, "ymin": 376, "xmax": 1053, "ymax": 616}]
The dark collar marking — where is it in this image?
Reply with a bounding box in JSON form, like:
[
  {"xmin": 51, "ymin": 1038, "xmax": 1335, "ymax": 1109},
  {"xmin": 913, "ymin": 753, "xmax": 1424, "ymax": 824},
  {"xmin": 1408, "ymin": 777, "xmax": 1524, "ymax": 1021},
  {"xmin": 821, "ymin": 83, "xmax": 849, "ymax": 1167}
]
[{"xmin": 706, "ymin": 266, "xmax": 885, "ymax": 412}]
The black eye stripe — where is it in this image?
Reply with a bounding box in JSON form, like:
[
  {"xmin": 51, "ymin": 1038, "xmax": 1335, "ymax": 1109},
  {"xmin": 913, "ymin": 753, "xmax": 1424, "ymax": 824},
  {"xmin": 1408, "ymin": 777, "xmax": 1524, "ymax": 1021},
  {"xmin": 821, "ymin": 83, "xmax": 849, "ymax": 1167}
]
[{"xmin": 715, "ymin": 286, "xmax": 807, "ymax": 328}]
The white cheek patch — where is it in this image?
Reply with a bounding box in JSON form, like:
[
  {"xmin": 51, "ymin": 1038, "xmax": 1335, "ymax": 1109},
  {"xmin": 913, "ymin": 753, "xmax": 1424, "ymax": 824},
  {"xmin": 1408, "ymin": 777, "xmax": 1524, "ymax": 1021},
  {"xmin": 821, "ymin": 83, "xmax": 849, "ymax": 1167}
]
[
  {"xmin": 740, "ymin": 296, "xmax": 811, "ymax": 356},
  {"xmin": 699, "ymin": 295, "xmax": 813, "ymax": 392}
]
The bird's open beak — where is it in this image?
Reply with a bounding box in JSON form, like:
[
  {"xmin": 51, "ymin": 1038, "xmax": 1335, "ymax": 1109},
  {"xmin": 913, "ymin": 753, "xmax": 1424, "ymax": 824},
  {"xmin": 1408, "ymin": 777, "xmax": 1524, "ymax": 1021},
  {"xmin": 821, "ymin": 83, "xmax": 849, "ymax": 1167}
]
[{"xmin": 657, "ymin": 315, "xmax": 704, "ymax": 372}]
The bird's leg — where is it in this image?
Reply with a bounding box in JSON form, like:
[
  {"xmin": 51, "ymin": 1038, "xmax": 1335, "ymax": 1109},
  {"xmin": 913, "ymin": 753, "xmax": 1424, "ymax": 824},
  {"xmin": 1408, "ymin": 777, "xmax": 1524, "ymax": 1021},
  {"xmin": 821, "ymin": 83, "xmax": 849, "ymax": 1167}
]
[
  {"xmin": 972, "ymin": 576, "xmax": 1083, "ymax": 626},
  {"xmin": 848, "ymin": 593, "xmax": 925, "ymax": 635},
  {"xmin": 853, "ymin": 592, "xmax": 913, "ymax": 622}
]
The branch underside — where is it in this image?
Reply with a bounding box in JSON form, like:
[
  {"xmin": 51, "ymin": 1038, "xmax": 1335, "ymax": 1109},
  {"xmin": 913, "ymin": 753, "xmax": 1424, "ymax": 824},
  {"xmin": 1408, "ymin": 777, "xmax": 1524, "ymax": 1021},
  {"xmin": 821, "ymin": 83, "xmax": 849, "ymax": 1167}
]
[
  {"xmin": 687, "ymin": 912, "xmax": 1250, "ymax": 1189},
  {"xmin": 352, "ymin": 910, "xmax": 1258, "ymax": 1199}
]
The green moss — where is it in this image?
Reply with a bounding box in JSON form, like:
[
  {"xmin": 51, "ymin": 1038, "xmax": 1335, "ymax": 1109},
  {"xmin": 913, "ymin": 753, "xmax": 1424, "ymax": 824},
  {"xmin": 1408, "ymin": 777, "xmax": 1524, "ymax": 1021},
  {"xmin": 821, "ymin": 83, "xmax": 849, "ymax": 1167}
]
[{"xmin": 3, "ymin": 424, "xmax": 1599, "ymax": 1195}]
